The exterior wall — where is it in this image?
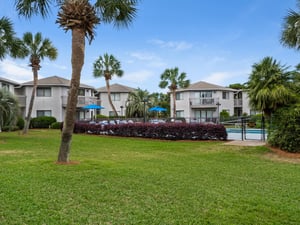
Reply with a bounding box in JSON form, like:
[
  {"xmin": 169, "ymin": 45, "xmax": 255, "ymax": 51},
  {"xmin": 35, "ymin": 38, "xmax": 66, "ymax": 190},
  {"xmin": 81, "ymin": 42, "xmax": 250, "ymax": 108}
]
[
  {"xmin": 174, "ymin": 88, "xmax": 252, "ymax": 123},
  {"xmin": 0, "ymin": 81, "xmax": 15, "ymax": 94},
  {"xmin": 99, "ymin": 92, "xmax": 129, "ymax": 117}
]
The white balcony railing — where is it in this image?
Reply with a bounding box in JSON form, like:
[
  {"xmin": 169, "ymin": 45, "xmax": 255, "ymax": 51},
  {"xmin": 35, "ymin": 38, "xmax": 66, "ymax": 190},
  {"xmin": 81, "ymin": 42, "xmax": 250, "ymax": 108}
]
[
  {"xmin": 234, "ymin": 98, "xmax": 243, "ymax": 107},
  {"xmin": 16, "ymin": 95, "xmax": 26, "ymax": 107},
  {"xmin": 189, "ymin": 98, "xmax": 218, "ymax": 108},
  {"xmin": 62, "ymin": 96, "xmax": 100, "ymax": 107}
]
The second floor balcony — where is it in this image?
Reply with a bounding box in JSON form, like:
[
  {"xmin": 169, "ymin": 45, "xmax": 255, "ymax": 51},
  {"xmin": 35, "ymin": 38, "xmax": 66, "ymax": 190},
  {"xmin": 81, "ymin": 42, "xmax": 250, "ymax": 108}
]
[
  {"xmin": 62, "ymin": 96, "xmax": 100, "ymax": 107},
  {"xmin": 234, "ymin": 98, "xmax": 243, "ymax": 107},
  {"xmin": 189, "ymin": 98, "xmax": 218, "ymax": 108}
]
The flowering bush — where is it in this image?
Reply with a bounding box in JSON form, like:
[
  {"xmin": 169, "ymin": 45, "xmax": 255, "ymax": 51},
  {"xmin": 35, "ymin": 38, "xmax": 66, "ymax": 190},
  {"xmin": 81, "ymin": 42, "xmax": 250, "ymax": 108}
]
[{"xmin": 74, "ymin": 122, "xmax": 227, "ymax": 141}]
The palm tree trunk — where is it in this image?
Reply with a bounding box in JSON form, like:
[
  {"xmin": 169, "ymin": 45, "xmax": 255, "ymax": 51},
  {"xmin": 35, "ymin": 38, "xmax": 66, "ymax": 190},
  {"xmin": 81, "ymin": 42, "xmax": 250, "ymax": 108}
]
[
  {"xmin": 172, "ymin": 90, "xmax": 176, "ymax": 118},
  {"xmin": 58, "ymin": 28, "xmax": 85, "ymax": 163},
  {"xmin": 23, "ymin": 69, "xmax": 38, "ymax": 134},
  {"xmin": 106, "ymin": 79, "xmax": 118, "ymax": 117}
]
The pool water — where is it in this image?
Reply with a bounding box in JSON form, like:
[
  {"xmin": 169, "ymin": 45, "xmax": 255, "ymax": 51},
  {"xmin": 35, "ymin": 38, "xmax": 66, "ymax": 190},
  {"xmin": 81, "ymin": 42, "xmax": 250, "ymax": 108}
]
[{"xmin": 226, "ymin": 128, "xmax": 267, "ymax": 140}]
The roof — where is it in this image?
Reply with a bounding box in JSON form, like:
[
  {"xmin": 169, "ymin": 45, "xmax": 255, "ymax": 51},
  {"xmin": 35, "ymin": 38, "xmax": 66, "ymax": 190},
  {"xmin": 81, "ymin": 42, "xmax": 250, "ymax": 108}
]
[
  {"xmin": 0, "ymin": 77, "xmax": 20, "ymax": 86},
  {"xmin": 20, "ymin": 76, "xmax": 94, "ymax": 89},
  {"xmin": 97, "ymin": 83, "xmax": 136, "ymax": 93},
  {"xmin": 177, "ymin": 81, "xmax": 236, "ymax": 92}
]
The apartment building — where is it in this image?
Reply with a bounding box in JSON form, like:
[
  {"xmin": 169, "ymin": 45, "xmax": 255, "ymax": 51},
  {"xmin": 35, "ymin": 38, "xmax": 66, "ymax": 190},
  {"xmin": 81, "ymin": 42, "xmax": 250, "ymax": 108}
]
[
  {"xmin": 96, "ymin": 83, "xmax": 136, "ymax": 117},
  {"xmin": 0, "ymin": 76, "xmax": 98, "ymax": 122},
  {"xmin": 173, "ymin": 81, "xmax": 251, "ymax": 123}
]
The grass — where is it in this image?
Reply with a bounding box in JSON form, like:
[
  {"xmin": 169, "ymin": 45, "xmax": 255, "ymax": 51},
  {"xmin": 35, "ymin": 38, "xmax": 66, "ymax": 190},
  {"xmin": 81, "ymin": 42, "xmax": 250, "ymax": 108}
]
[{"xmin": 0, "ymin": 129, "xmax": 299, "ymax": 225}]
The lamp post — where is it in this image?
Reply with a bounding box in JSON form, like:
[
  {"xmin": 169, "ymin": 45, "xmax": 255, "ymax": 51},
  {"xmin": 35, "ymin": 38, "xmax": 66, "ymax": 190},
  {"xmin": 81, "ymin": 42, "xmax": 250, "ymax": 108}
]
[
  {"xmin": 142, "ymin": 98, "xmax": 148, "ymax": 123},
  {"xmin": 120, "ymin": 105, "xmax": 124, "ymax": 117},
  {"xmin": 216, "ymin": 102, "xmax": 221, "ymax": 124}
]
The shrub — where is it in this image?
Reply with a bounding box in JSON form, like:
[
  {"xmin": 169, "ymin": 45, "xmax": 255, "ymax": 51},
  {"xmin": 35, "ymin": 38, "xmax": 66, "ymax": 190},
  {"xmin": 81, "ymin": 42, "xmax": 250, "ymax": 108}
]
[
  {"xmin": 30, "ymin": 116, "xmax": 57, "ymax": 129},
  {"xmin": 268, "ymin": 105, "xmax": 300, "ymax": 153},
  {"xmin": 16, "ymin": 117, "xmax": 25, "ymax": 130},
  {"xmin": 96, "ymin": 114, "xmax": 108, "ymax": 119},
  {"xmin": 2, "ymin": 125, "xmax": 19, "ymax": 131},
  {"xmin": 50, "ymin": 122, "xmax": 62, "ymax": 129},
  {"xmin": 73, "ymin": 122, "xmax": 227, "ymax": 141}
]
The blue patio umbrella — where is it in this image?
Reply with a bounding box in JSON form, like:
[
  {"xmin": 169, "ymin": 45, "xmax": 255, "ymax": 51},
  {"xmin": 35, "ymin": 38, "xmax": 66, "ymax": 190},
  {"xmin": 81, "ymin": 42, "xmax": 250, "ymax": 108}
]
[
  {"xmin": 82, "ymin": 104, "xmax": 104, "ymax": 110},
  {"xmin": 149, "ymin": 106, "xmax": 167, "ymax": 112}
]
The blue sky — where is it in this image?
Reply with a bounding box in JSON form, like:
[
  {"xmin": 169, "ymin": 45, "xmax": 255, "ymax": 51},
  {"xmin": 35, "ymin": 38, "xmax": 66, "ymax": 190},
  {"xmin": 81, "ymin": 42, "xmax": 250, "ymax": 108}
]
[{"xmin": 1, "ymin": 0, "xmax": 300, "ymax": 92}]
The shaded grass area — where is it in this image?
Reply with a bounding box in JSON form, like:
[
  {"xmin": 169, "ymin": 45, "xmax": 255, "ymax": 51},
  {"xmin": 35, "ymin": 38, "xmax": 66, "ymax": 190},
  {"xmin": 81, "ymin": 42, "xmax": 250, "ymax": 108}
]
[{"xmin": 0, "ymin": 130, "xmax": 299, "ymax": 224}]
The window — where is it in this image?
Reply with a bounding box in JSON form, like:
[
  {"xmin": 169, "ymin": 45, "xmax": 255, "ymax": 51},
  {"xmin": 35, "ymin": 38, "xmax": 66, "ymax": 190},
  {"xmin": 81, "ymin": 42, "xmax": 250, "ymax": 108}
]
[
  {"xmin": 109, "ymin": 111, "xmax": 117, "ymax": 117},
  {"xmin": 111, "ymin": 93, "xmax": 120, "ymax": 101},
  {"xmin": 176, "ymin": 110, "xmax": 184, "ymax": 117},
  {"xmin": 196, "ymin": 91, "xmax": 212, "ymax": 98},
  {"xmin": 222, "ymin": 91, "xmax": 229, "ymax": 100},
  {"xmin": 37, "ymin": 110, "xmax": 52, "ymax": 117},
  {"xmin": 2, "ymin": 83, "xmax": 9, "ymax": 91},
  {"xmin": 78, "ymin": 89, "xmax": 85, "ymax": 96},
  {"xmin": 176, "ymin": 92, "xmax": 183, "ymax": 100},
  {"xmin": 37, "ymin": 87, "xmax": 51, "ymax": 97}
]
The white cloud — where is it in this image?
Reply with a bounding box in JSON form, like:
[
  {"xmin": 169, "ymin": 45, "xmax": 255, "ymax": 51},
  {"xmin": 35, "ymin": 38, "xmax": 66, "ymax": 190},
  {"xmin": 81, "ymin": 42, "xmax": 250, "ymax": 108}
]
[
  {"xmin": 121, "ymin": 69, "xmax": 154, "ymax": 83},
  {"xmin": 203, "ymin": 70, "xmax": 250, "ymax": 86},
  {"xmin": 149, "ymin": 39, "xmax": 193, "ymax": 51},
  {"xmin": 128, "ymin": 51, "xmax": 166, "ymax": 68},
  {"xmin": 0, "ymin": 59, "xmax": 33, "ymax": 82}
]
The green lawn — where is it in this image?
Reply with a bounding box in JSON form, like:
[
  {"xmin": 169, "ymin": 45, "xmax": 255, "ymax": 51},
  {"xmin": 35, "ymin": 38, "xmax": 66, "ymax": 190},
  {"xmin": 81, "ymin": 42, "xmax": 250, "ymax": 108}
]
[{"xmin": 0, "ymin": 130, "xmax": 299, "ymax": 225}]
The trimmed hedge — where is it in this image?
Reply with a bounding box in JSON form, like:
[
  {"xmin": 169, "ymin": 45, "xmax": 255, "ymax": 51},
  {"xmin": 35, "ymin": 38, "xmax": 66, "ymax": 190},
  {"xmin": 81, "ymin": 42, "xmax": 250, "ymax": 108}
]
[
  {"xmin": 30, "ymin": 116, "xmax": 57, "ymax": 129},
  {"xmin": 73, "ymin": 122, "xmax": 227, "ymax": 141}
]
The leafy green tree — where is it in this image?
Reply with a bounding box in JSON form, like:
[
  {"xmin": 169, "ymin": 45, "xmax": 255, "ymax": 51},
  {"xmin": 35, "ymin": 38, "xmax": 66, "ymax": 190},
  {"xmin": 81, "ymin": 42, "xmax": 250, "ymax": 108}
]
[
  {"xmin": 21, "ymin": 32, "xmax": 58, "ymax": 134},
  {"xmin": 93, "ymin": 53, "xmax": 124, "ymax": 117},
  {"xmin": 0, "ymin": 89, "xmax": 19, "ymax": 132},
  {"xmin": 0, "ymin": 16, "xmax": 26, "ymax": 60},
  {"xmin": 159, "ymin": 67, "xmax": 190, "ymax": 118},
  {"xmin": 228, "ymin": 83, "xmax": 246, "ymax": 90},
  {"xmin": 126, "ymin": 88, "xmax": 150, "ymax": 119},
  {"xmin": 15, "ymin": 0, "xmax": 139, "ymax": 162},
  {"xmin": 246, "ymin": 56, "xmax": 294, "ymax": 118}
]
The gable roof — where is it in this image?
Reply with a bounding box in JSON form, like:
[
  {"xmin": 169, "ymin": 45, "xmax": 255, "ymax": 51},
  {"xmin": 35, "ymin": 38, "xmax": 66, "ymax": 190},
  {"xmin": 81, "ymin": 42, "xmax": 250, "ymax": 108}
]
[
  {"xmin": 20, "ymin": 76, "xmax": 94, "ymax": 89},
  {"xmin": 97, "ymin": 83, "xmax": 136, "ymax": 93},
  {"xmin": 0, "ymin": 77, "xmax": 20, "ymax": 86},
  {"xmin": 177, "ymin": 81, "xmax": 235, "ymax": 92}
]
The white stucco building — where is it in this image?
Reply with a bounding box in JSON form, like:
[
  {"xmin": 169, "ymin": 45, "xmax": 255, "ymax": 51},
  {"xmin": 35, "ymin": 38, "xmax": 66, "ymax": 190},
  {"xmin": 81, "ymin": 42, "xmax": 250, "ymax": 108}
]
[{"xmin": 172, "ymin": 81, "xmax": 252, "ymax": 123}]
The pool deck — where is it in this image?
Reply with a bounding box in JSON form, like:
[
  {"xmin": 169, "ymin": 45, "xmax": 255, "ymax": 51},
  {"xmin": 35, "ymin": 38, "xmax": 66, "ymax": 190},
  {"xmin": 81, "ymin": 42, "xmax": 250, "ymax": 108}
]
[{"xmin": 224, "ymin": 140, "xmax": 266, "ymax": 146}]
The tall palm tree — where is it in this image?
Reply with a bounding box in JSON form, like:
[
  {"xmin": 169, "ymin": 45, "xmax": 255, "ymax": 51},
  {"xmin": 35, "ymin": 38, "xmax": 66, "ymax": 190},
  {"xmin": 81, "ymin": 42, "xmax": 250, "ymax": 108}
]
[
  {"xmin": 93, "ymin": 53, "xmax": 124, "ymax": 117},
  {"xmin": 0, "ymin": 89, "xmax": 19, "ymax": 132},
  {"xmin": 21, "ymin": 32, "xmax": 58, "ymax": 134},
  {"xmin": 15, "ymin": 0, "xmax": 138, "ymax": 162},
  {"xmin": 0, "ymin": 16, "xmax": 26, "ymax": 60},
  {"xmin": 246, "ymin": 56, "xmax": 294, "ymax": 118},
  {"xmin": 126, "ymin": 88, "xmax": 150, "ymax": 119},
  {"xmin": 159, "ymin": 67, "xmax": 190, "ymax": 118},
  {"xmin": 281, "ymin": 0, "xmax": 300, "ymax": 50}
]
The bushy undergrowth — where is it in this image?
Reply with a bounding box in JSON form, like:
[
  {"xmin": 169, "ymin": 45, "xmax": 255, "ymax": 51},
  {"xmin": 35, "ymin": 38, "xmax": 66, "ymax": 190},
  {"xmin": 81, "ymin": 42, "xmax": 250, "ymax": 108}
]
[
  {"xmin": 74, "ymin": 122, "xmax": 227, "ymax": 141},
  {"xmin": 268, "ymin": 106, "xmax": 300, "ymax": 153},
  {"xmin": 30, "ymin": 116, "xmax": 57, "ymax": 128}
]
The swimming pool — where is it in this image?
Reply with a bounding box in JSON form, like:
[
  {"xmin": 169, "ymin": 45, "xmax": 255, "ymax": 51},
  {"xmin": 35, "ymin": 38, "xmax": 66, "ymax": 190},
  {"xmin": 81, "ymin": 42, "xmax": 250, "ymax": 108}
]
[{"xmin": 226, "ymin": 128, "xmax": 267, "ymax": 140}]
